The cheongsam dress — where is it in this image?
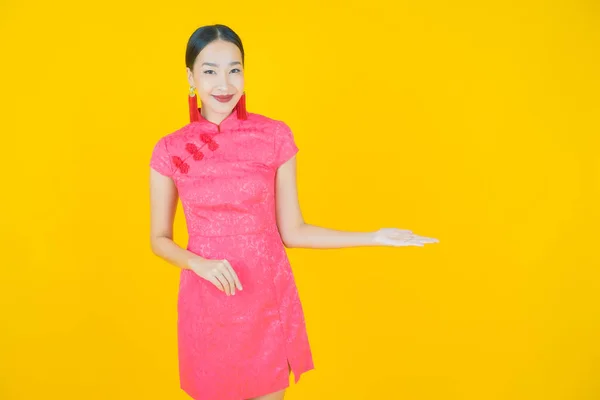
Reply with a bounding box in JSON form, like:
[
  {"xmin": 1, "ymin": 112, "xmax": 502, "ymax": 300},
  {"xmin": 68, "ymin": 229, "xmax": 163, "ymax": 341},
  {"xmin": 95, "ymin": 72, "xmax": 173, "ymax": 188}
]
[{"xmin": 149, "ymin": 110, "xmax": 314, "ymax": 400}]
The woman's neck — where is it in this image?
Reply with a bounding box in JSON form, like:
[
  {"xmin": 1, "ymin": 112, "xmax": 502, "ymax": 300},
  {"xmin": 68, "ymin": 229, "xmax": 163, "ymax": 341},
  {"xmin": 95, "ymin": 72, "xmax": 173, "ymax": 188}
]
[{"xmin": 201, "ymin": 107, "xmax": 232, "ymax": 126}]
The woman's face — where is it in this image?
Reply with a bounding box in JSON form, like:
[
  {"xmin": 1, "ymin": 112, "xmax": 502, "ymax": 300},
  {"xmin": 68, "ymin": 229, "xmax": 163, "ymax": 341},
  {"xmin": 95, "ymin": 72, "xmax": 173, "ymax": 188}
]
[{"xmin": 187, "ymin": 40, "xmax": 245, "ymax": 117}]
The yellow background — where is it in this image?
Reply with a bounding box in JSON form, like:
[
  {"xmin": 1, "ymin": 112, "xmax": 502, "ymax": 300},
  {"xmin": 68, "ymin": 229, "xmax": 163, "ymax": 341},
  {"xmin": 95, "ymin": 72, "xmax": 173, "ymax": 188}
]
[{"xmin": 1, "ymin": 1, "xmax": 599, "ymax": 399}]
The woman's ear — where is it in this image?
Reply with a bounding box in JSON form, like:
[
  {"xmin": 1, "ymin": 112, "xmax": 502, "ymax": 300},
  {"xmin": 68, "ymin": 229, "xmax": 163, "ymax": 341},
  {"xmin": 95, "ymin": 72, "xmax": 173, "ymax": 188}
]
[{"xmin": 186, "ymin": 67, "xmax": 195, "ymax": 87}]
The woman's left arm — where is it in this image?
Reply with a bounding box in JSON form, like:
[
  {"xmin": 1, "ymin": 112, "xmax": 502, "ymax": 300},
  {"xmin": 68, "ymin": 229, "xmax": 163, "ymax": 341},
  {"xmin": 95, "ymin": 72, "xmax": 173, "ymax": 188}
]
[
  {"xmin": 275, "ymin": 156, "xmax": 439, "ymax": 249},
  {"xmin": 274, "ymin": 155, "xmax": 375, "ymax": 249},
  {"xmin": 274, "ymin": 156, "xmax": 373, "ymax": 248}
]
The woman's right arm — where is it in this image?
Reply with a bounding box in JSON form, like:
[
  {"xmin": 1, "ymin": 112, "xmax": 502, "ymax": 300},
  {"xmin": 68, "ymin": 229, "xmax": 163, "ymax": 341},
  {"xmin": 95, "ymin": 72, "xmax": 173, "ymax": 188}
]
[
  {"xmin": 149, "ymin": 168, "xmax": 201, "ymax": 270},
  {"xmin": 149, "ymin": 168, "xmax": 243, "ymax": 295}
]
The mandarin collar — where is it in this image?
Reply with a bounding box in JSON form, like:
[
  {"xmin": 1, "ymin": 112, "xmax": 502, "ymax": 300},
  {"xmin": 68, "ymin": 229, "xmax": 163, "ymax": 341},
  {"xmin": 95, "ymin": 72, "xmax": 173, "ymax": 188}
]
[{"xmin": 191, "ymin": 108, "xmax": 240, "ymax": 132}]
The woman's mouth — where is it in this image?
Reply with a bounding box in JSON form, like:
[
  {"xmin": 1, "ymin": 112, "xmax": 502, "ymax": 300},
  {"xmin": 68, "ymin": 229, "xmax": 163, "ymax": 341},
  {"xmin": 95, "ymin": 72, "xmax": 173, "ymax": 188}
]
[{"xmin": 212, "ymin": 94, "xmax": 234, "ymax": 103}]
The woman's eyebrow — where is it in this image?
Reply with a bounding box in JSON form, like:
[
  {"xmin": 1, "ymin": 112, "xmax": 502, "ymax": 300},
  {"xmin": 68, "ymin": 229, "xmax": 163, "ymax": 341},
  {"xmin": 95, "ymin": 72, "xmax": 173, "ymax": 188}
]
[{"xmin": 201, "ymin": 61, "xmax": 242, "ymax": 67}]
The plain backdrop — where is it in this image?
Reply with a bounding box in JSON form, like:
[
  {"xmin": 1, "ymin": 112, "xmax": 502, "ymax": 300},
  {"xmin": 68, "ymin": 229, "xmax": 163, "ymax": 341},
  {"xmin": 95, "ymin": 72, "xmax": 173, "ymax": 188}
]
[{"xmin": 1, "ymin": 1, "xmax": 599, "ymax": 399}]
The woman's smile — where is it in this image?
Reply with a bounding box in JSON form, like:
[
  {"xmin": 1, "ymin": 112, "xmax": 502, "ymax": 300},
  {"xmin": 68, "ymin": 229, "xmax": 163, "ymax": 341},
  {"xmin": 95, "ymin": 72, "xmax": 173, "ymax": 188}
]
[{"xmin": 212, "ymin": 94, "xmax": 234, "ymax": 103}]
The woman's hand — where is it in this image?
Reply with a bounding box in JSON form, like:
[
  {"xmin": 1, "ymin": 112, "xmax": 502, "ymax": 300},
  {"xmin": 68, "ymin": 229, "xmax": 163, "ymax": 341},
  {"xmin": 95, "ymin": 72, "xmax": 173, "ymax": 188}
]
[
  {"xmin": 187, "ymin": 258, "xmax": 243, "ymax": 296},
  {"xmin": 371, "ymin": 228, "xmax": 439, "ymax": 247}
]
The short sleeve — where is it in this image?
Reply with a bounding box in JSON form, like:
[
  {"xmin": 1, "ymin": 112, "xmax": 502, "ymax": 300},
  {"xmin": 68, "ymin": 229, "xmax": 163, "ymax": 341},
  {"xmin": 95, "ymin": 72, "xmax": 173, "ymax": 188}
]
[
  {"xmin": 149, "ymin": 136, "xmax": 174, "ymax": 177},
  {"xmin": 273, "ymin": 121, "xmax": 299, "ymax": 169}
]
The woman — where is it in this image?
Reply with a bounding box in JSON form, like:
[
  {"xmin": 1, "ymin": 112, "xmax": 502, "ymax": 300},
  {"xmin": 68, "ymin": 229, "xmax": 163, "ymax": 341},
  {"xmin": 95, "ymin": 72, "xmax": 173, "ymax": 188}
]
[{"xmin": 149, "ymin": 24, "xmax": 439, "ymax": 400}]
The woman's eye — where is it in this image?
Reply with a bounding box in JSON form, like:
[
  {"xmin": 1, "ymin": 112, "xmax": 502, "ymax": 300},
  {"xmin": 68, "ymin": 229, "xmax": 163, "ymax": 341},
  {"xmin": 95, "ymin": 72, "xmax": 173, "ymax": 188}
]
[
  {"xmin": 203, "ymin": 70, "xmax": 215, "ymax": 75},
  {"xmin": 230, "ymin": 68, "xmax": 241, "ymax": 73}
]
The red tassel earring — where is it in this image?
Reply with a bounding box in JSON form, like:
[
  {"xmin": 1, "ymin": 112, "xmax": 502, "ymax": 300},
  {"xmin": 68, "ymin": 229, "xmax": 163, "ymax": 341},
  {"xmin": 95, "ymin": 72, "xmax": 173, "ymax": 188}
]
[
  {"xmin": 235, "ymin": 92, "xmax": 248, "ymax": 120},
  {"xmin": 188, "ymin": 86, "xmax": 200, "ymax": 122}
]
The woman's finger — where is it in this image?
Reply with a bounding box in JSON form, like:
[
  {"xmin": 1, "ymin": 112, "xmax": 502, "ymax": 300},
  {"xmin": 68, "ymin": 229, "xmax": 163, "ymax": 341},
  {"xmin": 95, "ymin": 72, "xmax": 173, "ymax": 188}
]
[
  {"xmin": 212, "ymin": 269, "xmax": 230, "ymax": 295},
  {"xmin": 223, "ymin": 260, "xmax": 243, "ymax": 291},
  {"xmin": 207, "ymin": 275, "xmax": 225, "ymax": 292},
  {"xmin": 400, "ymin": 238, "xmax": 422, "ymax": 247},
  {"xmin": 219, "ymin": 264, "xmax": 236, "ymax": 295},
  {"xmin": 217, "ymin": 272, "xmax": 233, "ymax": 296},
  {"xmin": 416, "ymin": 236, "xmax": 439, "ymax": 243}
]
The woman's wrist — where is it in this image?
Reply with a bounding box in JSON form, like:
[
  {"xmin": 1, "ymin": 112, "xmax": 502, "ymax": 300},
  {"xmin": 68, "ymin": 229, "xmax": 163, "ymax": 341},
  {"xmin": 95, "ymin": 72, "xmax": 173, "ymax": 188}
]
[
  {"xmin": 366, "ymin": 231, "xmax": 378, "ymax": 246},
  {"xmin": 184, "ymin": 255, "xmax": 197, "ymax": 270},
  {"xmin": 185, "ymin": 253, "xmax": 211, "ymax": 270}
]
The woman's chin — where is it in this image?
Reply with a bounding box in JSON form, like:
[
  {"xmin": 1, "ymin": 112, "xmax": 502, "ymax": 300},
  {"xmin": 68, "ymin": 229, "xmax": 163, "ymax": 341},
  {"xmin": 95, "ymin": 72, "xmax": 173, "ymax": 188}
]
[{"xmin": 210, "ymin": 101, "xmax": 236, "ymax": 114}]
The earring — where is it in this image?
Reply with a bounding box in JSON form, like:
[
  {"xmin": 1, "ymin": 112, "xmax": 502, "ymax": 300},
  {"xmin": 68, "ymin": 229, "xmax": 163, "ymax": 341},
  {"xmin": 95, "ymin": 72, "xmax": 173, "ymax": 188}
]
[
  {"xmin": 188, "ymin": 85, "xmax": 200, "ymax": 122},
  {"xmin": 234, "ymin": 92, "xmax": 248, "ymax": 120}
]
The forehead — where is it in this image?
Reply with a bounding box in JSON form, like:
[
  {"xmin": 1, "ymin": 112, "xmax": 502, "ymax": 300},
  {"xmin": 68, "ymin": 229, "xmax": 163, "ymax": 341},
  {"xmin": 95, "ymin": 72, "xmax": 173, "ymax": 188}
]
[{"xmin": 197, "ymin": 40, "xmax": 242, "ymax": 63}]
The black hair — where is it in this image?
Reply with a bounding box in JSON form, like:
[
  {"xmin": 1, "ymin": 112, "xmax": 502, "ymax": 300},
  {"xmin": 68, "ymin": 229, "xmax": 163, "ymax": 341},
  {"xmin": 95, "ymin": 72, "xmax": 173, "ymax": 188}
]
[{"xmin": 185, "ymin": 24, "xmax": 245, "ymax": 70}]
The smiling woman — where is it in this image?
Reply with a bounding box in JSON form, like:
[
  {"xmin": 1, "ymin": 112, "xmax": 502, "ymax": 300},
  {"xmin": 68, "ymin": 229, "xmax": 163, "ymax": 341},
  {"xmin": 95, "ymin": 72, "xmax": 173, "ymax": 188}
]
[
  {"xmin": 149, "ymin": 23, "xmax": 438, "ymax": 400},
  {"xmin": 186, "ymin": 28, "xmax": 246, "ymax": 123},
  {"xmin": 150, "ymin": 24, "xmax": 314, "ymax": 400}
]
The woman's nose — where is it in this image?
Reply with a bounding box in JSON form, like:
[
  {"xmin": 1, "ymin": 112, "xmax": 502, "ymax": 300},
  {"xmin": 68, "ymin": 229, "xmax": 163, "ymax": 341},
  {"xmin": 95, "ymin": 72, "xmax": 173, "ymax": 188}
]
[{"xmin": 216, "ymin": 72, "xmax": 230, "ymax": 89}]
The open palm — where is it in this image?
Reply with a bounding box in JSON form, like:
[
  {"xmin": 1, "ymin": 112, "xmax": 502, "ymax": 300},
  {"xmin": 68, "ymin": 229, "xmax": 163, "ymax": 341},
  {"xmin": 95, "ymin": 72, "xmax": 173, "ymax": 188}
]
[{"xmin": 372, "ymin": 228, "xmax": 440, "ymax": 247}]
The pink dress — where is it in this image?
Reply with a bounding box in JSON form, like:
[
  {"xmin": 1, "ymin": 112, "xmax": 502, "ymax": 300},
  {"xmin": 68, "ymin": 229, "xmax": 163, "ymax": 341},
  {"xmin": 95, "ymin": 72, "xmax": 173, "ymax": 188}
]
[{"xmin": 149, "ymin": 110, "xmax": 314, "ymax": 399}]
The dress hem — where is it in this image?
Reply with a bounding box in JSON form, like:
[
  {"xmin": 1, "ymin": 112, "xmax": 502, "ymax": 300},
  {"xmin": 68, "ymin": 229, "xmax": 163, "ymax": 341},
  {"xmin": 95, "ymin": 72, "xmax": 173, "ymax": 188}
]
[{"xmin": 179, "ymin": 365, "xmax": 315, "ymax": 399}]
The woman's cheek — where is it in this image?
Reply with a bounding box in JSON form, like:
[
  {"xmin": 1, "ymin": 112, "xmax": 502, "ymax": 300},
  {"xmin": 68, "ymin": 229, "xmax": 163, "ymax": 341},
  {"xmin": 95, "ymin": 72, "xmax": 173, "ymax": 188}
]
[{"xmin": 231, "ymin": 74, "xmax": 244, "ymax": 89}]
